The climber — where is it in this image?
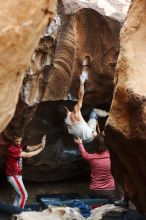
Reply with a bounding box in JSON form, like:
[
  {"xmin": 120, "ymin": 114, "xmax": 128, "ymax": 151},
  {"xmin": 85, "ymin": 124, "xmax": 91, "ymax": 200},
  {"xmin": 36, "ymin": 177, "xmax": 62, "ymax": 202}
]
[
  {"xmin": 6, "ymin": 133, "xmax": 46, "ymax": 209},
  {"xmin": 57, "ymin": 56, "xmax": 108, "ymax": 144}
]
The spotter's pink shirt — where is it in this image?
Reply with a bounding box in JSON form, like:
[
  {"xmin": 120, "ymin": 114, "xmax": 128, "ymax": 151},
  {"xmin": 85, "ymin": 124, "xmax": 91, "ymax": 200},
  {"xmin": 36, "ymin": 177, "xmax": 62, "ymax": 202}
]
[{"xmin": 79, "ymin": 144, "xmax": 115, "ymax": 191}]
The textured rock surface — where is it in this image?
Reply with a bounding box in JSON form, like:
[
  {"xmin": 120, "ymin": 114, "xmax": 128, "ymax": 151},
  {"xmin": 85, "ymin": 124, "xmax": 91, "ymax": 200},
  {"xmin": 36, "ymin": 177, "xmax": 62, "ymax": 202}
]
[
  {"xmin": 22, "ymin": 7, "xmax": 121, "ymax": 106},
  {"xmin": 21, "ymin": 15, "xmax": 61, "ymax": 106},
  {"xmin": 105, "ymin": 0, "xmax": 146, "ymax": 215},
  {"xmin": 13, "ymin": 204, "xmax": 145, "ymax": 220},
  {"xmin": 87, "ymin": 204, "xmax": 124, "ymax": 220},
  {"xmin": 13, "ymin": 206, "xmax": 85, "ymax": 220},
  {"xmin": 69, "ymin": 8, "xmax": 120, "ymax": 106},
  {"xmin": 0, "ymin": 0, "xmax": 57, "ymax": 133}
]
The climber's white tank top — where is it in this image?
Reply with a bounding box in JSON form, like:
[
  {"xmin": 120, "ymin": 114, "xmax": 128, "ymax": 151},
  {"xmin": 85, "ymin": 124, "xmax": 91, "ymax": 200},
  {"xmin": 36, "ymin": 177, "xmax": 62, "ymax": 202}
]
[{"xmin": 65, "ymin": 112, "xmax": 93, "ymax": 142}]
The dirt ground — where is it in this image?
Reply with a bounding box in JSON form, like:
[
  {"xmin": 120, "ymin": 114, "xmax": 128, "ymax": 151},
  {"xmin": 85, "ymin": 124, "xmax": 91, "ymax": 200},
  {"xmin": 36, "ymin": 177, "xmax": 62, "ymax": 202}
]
[
  {"xmin": 0, "ymin": 176, "xmax": 89, "ymax": 205},
  {"xmin": 0, "ymin": 176, "xmax": 136, "ymax": 220}
]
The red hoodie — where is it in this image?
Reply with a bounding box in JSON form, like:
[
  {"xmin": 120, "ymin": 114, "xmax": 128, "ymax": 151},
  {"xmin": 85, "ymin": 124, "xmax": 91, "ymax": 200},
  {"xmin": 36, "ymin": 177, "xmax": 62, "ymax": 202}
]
[{"xmin": 6, "ymin": 144, "xmax": 26, "ymax": 176}]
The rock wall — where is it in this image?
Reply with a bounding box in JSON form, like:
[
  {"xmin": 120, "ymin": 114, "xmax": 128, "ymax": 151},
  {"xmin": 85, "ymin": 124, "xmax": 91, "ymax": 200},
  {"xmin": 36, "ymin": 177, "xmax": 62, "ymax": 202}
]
[
  {"xmin": 0, "ymin": 0, "xmax": 123, "ymax": 183},
  {"xmin": 21, "ymin": 6, "xmax": 121, "ymax": 107},
  {"xmin": 21, "ymin": 15, "xmax": 61, "ymax": 106},
  {"xmin": 70, "ymin": 8, "xmax": 120, "ymax": 106},
  {"xmin": 0, "ymin": 0, "xmax": 57, "ymax": 133},
  {"xmin": 19, "ymin": 0, "xmax": 130, "ymax": 108},
  {"xmin": 0, "ymin": 2, "xmax": 122, "ymax": 181},
  {"xmin": 105, "ymin": 0, "xmax": 146, "ymax": 215}
]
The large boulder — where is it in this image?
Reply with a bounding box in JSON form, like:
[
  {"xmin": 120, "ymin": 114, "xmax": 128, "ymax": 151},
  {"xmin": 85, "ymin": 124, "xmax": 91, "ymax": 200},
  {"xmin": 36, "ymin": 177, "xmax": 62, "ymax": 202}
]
[
  {"xmin": 0, "ymin": 0, "xmax": 57, "ymax": 133},
  {"xmin": 105, "ymin": 0, "xmax": 146, "ymax": 215},
  {"xmin": 13, "ymin": 206, "xmax": 85, "ymax": 220}
]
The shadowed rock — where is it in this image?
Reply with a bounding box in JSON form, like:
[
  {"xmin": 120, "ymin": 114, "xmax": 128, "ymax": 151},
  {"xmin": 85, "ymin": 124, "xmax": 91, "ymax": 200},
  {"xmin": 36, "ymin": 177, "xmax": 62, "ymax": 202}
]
[{"xmin": 105, "ymin": 0, "xmax": 146, "ymax": 215}]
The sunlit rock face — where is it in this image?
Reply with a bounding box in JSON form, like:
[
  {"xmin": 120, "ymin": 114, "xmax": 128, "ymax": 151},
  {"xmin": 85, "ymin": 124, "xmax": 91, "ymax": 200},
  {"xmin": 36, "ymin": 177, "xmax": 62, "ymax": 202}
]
[
  {"xmin": 0, "ymin": 0, "xmax": 57, "ymax": 133},
  {"xmin": 105, "ymin": 0, "xmax": 146, "ymax": 215}
]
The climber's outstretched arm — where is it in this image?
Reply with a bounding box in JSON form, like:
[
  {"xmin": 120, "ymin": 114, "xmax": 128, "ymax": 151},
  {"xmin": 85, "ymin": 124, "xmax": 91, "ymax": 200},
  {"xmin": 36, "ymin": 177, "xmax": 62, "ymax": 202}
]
[{"xmin": 74, "ymin": 76, "xmax": 85, "ymax": 112}]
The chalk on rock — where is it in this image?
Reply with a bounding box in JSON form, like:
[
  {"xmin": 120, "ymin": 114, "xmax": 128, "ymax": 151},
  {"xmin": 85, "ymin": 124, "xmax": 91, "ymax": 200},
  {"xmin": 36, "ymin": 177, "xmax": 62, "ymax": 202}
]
[{"xmin": 93, "ymin": 109, "xmax": 109, "ymax": 117}]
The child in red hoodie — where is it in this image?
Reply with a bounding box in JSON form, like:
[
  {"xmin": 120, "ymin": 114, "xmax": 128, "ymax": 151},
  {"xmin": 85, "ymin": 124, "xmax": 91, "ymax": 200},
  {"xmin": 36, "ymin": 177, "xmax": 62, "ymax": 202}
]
[{"xmin": 6, "ymin": 134, "xmax": 46, "ymax": 208}]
